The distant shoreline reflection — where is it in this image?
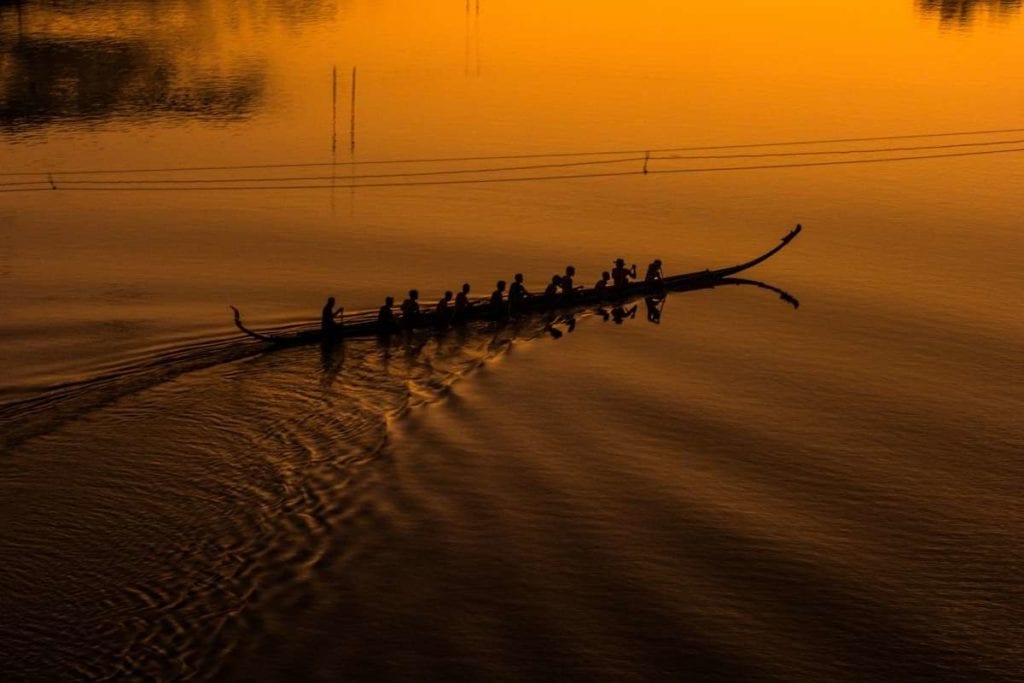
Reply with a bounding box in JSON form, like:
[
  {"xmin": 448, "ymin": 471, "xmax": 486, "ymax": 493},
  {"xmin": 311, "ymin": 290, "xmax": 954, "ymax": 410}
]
[
  {"xmin": 0, "ymin": 36, "xmax": 265, "ymax": 131},
  {"xmin": 917, "ymin": 0, "xmax": 1022, "ymax": 26},
  {"xmin": 0, "ymin": 0, "xmax": 340, "ymax": 132}
]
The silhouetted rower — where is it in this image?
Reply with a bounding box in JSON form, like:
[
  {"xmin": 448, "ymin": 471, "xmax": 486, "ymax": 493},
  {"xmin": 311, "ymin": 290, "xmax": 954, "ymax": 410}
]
[
  {"xmin": 612, "ymin": 259, "xmax": 637, "ymax": 289},
  {"xmin": 543, "ymin": 275, "xmax": 562, "ymax": 302},
  {"xmin": 645, "ymin": 259, "xmax": 664, "ymax": 284},
  {"xmin": 321, "ymin": 296, "xmax": 344, "ymax": 338},
  {"xmin": 594, "ymin": 271, "xmax": 611, "ymax": 292},
  {"xmin": 508, "ymin": 273, "xmax": 530, "ymax": 310},
  {"xmin": 377, "ymin": 296, "xmax": 398, "ymax": 333},
  {"xmin": 490, "ymin": 280, "xmax": 507, "ymax": 317},
  {"xmin": 435, "ymin": 290, "xmax": 454, "ymax": 327},
  {"xmin": 454, "ymin": 283, "xmax": 472, "ymax": 321},
  {"xmin": 400, "ymin": 289, "xmax": 420, "ymax": 329},
  {"xmin": 560, "ymin": 265, "xmax": 577, "ymax": 299}
]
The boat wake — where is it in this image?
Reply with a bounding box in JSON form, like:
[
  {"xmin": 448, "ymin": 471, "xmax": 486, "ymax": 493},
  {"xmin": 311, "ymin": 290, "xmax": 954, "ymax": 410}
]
[
  {"xmin": 0, "ymin": 277, "xmax": 799, "ymax": 680},
  {"xmin": 0, "ymin": 278, "xmax": 797, "ymax": 454},
  {"xmin": 0, "ymin": 313, "xmax": 587, "ymax": 679}
]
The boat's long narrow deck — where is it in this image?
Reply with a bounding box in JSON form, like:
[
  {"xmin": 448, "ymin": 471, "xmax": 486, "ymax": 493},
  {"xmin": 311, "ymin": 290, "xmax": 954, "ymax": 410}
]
[{"xmin": 231, "ymin": 225, "xmax": 803, "ymax": 346}]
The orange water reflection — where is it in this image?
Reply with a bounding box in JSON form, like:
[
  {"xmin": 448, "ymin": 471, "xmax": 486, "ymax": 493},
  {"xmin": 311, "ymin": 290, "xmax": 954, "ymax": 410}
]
[
  {"xmin": 1, "ymin": 5, "xmax": 1023, "ymax": 679},
  {"xmin": 0, "ymin": 0, "xmax": 1022, "ymax": 393}
]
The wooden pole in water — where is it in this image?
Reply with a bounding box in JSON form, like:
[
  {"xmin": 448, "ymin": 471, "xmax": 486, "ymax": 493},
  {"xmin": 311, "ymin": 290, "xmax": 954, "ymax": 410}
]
[
  {"xmin": 331, "ymin": 65, "xmax": 338, "ymax": 156},
  {"xmin": 350, "ymin": 66, "xmax": 357, "ymax": 155},
  {"xmin": 331, "ymin": 66, "xmax": 338, "ymax": 214}
]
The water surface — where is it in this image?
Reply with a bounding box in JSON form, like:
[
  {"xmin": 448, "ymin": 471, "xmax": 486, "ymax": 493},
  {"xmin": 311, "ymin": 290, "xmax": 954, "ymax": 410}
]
[{"xmin": 1, "ymin": 0, "xmax": 1022, "ymax": 679}]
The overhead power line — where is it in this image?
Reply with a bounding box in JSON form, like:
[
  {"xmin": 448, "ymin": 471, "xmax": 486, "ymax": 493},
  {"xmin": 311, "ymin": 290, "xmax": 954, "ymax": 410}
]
[
  {"xmin": 1, "ymin": 125, "xmax": 1022, "ymax": 178},
  {"xmin": 2, "ymin": 145, "xmax": 1020, "ymax": 193},
  {"xmin": 658, "ymin": 136, "xmax": 1024, "ymax": 161},
  {"xmin": 34, "ymin": 156, "xmax": 647, "ymax": 186},
  {"xmin": 2, "ymin": 136, "xmax": 1022, "ymax": 189}
]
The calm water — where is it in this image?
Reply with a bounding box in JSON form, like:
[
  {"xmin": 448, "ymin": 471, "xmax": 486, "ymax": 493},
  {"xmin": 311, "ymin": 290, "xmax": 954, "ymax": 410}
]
[{"xmin": 1, "ymin": 0, "xmax": 1023, "ymax": 679}]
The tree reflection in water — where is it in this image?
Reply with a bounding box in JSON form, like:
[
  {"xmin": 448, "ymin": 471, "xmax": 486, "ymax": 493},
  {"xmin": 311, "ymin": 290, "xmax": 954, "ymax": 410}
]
[
  {"xmin": 917, "ymin": 0, "xmax": 1021, "ymax": 25},
  {"xmin": 0, "ymin": 0, "xmax": 335, "ymax": 131},
  {"xmin": 0, "ymin": 36, "xmax": 264, "ymax": 129}
]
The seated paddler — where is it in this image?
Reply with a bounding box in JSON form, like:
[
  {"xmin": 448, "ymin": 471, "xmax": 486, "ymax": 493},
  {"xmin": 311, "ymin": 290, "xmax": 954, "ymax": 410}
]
[
  {"xmin": 321, "ymin": 296, "xmax": 344, "ymax": 337},
  {"xmin": 508, "ymin": 273, "xmax": 530, "ymax": 310},
  {"xmin": 400, "ymin": 289, "xmax": 420, "ymax": 329},
  {"xmin": 611, "ymin": 258, "xmax": 637, "ymax": 289},
  {"xmin": 435, "ymin": 290, "xmax": 454, "ymax": 327},
  {"xmin": 543, "ymin": 275, "xmax": 562, "ymax": 302},
  {"xmin": 377, "ymin": 296, "xmax": 398, "ymax": 333},
  {"xmin": 644, "ymin": 259, "xmax": 664, "ymax": 285},
  {"xmin": 560, "ymin": 265, "xmax": 579, "ymax": 299},
  {"xmin": 490, "ymin": 280, "xmax": 507, "ymax": 317},
  {"xmin": 454, "ymin": 283, "xmax": 472, "ymax": 321}
]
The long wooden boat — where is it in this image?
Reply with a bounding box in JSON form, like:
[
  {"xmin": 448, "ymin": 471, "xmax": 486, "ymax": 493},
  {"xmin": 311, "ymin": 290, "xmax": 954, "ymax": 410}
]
[{"xmin": 231, "ymin": 224, "xmax": 802, "ymax": 346}]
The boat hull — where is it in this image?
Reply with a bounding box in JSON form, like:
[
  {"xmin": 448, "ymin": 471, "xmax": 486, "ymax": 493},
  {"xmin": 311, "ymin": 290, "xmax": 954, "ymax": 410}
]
[{"xmin": 231, "ymin": 225, "xmax": 803, "ymax": 346}]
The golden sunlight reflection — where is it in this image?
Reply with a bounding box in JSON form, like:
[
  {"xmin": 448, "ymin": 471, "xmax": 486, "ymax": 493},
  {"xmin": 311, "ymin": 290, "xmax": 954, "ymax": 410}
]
[{"xmin": 1, "ymin": 1, "xmax": 1023, "ymax": 681}]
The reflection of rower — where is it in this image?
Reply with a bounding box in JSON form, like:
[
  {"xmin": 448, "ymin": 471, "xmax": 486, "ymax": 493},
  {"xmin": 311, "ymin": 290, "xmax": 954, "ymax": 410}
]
[
  {"xmin": 645, "ymin": 296, "xmax": 664, "ymax": 324},
  {"xmin": 611, "ymin": 303, "xmax": 638, "ymax": 324}
]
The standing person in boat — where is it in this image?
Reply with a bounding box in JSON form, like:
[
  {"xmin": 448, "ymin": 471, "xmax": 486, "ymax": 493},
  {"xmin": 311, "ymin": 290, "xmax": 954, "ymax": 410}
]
[
  {"xmin": 434, "ymin": 290, "xmax": 454, "ymax": 328},
  {"xmin": 377, "ymin": 296, "xmax": 398, "ymax": 334},
  {"xmin": 454, "ymin": 283, "xmax": 472, "ymax": 322},
  {"xmin": 543, "ymin": 275, "xmax": 562, "ymax": 302},
  {"xmin": 594, "ymin": 271, "xmax": 611, "ymax": 293},
  {"xmin": 490, "ymin": 280, "xmax": 507, "ymax": 318},
  {"xmin": 612, "ymin": 258, "xmax": 637, "ymax": 289},
  {"xmin": 560, "ymin": 265, "xmax": 579, "ymax": 299},
  {"xmin": 508, "ymin": 273, "xmax": 530, "ymax": 313},
  {"xmin": 321, "ymin": 296, "xmax": 344, "ymax": 339},
  {"xmin": 645, "ymin": 259, "xmax": 664, "ymax": 285},
  {"xmin": 400, "ymin": 289, "xmax": 420, "ymax": 330}
]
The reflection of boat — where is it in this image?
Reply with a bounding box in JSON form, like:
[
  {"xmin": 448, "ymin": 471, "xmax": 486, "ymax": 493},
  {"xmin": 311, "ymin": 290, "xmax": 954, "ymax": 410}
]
[{"xmin": 231, "ymin": 224, "xmax": 803, "ymax": 346}]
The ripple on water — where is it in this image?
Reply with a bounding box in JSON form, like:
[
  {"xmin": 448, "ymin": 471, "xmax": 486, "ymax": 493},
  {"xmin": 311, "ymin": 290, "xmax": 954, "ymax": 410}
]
[{"xmin": 0, "ymin": 317, "xmax": 557, "ymax": 680}]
